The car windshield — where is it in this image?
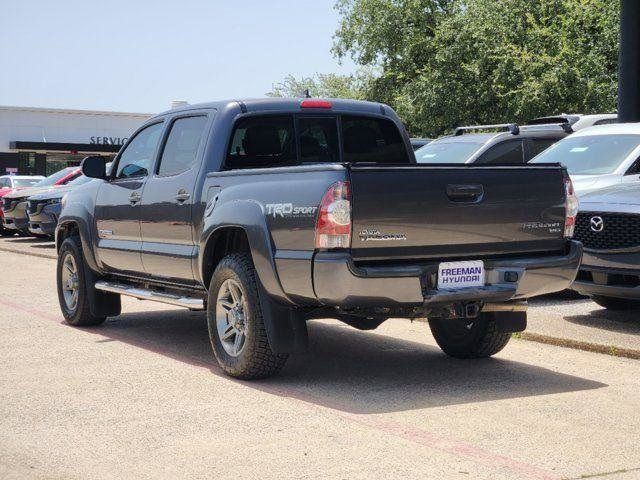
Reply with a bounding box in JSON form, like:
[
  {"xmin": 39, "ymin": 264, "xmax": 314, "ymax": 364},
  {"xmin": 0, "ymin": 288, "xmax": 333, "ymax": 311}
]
[
  {"xmin": 12, "ymin": 178, "xmax": 42, "ymax": 187},
  {"xmin": 415, "ymin": 141, "xmax": 484, "ymax": 163},
  {"xmin": 35, "ymin": 167, "xmax": 76, "ymax": 187},
  {"xmin": 531, "ymin": 134, "xmax": 640, "ymax": 175}
]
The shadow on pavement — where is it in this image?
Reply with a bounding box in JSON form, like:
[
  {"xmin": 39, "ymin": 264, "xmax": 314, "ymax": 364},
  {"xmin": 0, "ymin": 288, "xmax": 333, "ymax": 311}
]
[
  {"xmin": 6, "ymin": 237, "xmax": 51, "ymax": 244},
  {"xmin": 565, "ymin": 308, "xmax": 640, "ymax": 336},
  {"xmin": 85, "ymin": 309, "xmax": 606, "ymax": 414}
]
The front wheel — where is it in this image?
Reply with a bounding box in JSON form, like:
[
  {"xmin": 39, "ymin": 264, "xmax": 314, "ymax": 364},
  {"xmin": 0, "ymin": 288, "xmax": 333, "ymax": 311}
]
[
  {"xmin": 592, "ymin": 295, "xmax": 640, "ymax": 311},
  {"xmin": 207, "ymin": 253, "xmax": 288, "ymax": 379},
  {"xmin": 429, "ymin": 313, "xmax": 511, "ymax": 358},
  {"xmin": 56, "ymin": 236, "xmax": 106, "ymax": 326}
]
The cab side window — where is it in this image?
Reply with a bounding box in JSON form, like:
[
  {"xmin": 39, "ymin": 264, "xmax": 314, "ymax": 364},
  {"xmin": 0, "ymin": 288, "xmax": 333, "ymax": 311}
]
[
  {"xmin": 226, "ymin": 116, "xmax": 295, "ymax": 169},
  {"xmin": 476, "ymin": 140, "xmax": 524, "ymax": 164},
  {"xmin": 157, "ymin": 116, "xmax": 208, "ymax": 176},
  {"xmin": 115, "ymin": 123, "xmax": 163, "ymax": 179}
]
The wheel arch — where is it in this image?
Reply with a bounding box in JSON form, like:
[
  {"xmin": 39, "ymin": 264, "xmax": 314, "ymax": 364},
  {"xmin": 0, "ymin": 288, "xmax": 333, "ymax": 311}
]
[{"xmin": 199, "ymin": 200, "xmax": 292, "ymax": 305}]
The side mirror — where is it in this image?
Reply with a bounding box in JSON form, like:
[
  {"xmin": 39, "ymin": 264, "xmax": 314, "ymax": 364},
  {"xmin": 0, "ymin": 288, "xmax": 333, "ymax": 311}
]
[{"xmin": 81, "ymin": 155, "xmax": 107, "ymax": 179}]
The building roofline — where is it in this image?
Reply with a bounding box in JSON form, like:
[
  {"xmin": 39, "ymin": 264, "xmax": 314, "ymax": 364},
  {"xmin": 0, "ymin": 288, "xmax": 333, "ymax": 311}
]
[{"xmin": 0, "ymin": 104, "xmax": 153, "ymax": 118}]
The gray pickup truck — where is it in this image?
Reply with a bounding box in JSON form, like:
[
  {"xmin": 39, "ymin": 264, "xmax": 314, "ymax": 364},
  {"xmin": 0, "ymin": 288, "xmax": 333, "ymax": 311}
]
[{"xmin": 55, "ymin": 98, "xmax": 582, "ymax": 379}]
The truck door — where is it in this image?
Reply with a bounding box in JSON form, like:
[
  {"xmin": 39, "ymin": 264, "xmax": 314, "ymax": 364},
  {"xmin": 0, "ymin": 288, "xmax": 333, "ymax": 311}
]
[
  {"xmin": 94, "ymin": 122, "xmax": 164, "ymax": 274},
  {"xmin": 139, "ymin": 114, "xmax": 210, "ymax": 282}
]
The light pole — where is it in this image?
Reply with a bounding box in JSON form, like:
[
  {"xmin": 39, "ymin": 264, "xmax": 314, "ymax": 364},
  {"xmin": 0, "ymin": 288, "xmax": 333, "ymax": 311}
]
[{"xmin": 618, "ymin": 0, "xmax": 640, "ymax": 122}]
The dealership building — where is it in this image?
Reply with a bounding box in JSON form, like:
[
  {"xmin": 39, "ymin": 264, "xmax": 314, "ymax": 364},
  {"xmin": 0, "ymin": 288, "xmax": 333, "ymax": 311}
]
[{"xmin": 0, "ymin": 105, "xmax": 151, "ymax": 176}]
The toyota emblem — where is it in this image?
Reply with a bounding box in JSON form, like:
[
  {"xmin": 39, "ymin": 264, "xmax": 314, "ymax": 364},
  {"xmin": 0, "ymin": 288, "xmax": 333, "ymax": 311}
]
[{"xmin": 590, "ymin": 216, "xmax": 604, "ymax": 232}]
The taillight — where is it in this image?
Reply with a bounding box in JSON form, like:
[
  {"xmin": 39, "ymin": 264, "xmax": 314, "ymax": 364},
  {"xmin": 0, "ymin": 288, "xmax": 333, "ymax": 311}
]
[
  {"xmin": 315, "ymin": 181, "xmax": 351, "ymax": 249},
  {"xmin": 564, "ymin": 176, "xmax": 579, "ymax": 238}
]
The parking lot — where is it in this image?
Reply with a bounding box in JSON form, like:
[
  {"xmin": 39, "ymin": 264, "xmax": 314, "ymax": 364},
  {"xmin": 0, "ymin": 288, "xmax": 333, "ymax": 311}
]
[{"xmin": 1, "ymin": 238, "xmax": 639, "ymax": 480}]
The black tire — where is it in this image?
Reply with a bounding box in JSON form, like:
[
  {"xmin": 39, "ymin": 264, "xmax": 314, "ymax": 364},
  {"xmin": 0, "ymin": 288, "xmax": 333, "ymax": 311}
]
[
  {"xmin": 56, "ymin": 236, "xmax": 106, "ymax": 326},
  {"xmin": 207, "ymin": 253, "xmax": 288, "ymax": 379},
  {"xmin": 592, "ymin": 295, "xmax": 640, "ymax": 311},
  {"xmin": 0, "ymin": 228, "xmax": 14, "ymax": 237},
  {"xmin": 429, "ymin": 313, "xmax": 511, "ymax": 358}
]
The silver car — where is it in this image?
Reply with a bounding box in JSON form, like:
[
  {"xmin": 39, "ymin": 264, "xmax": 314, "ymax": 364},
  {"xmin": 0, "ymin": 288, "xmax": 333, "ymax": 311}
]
[{"xmin": 531, "ymin": 123, "xmax": 640, "ymax": 196}]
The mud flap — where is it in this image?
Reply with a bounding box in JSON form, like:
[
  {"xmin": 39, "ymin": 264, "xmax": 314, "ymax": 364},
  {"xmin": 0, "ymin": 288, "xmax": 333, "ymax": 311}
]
[
  {"xmin": 82, "ymin": 263, "xmax": 121, "ymax": 318},
  {"xmin": 490, "ymin": 311, "xmax": 527, "ymax": 333},
  {"xmin": 258, "ymin": 284, "xmax": 308, "ymax": 354}
]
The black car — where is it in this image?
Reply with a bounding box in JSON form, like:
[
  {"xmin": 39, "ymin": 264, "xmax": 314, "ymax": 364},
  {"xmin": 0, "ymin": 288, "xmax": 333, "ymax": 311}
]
[
  {"xmin": 55, "ymin": 98, "xmax": 580, "ymax": 379},
  {"xmin": 414, "ymin": 123, "xmax": 569, "ymax": 165},
  {"xmin": 572, "ymin": 183, "xmax": 640, "ymax": 310}
]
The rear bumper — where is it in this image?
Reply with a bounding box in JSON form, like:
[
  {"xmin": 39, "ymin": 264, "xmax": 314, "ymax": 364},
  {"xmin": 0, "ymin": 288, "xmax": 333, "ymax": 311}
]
[
  {"xmin": 571, "ymin": 249, "xmax": 640, "ymax": 300},
  {"xmin": 313, "ymin": 240, "xmax": 582, "ymax": 307}
]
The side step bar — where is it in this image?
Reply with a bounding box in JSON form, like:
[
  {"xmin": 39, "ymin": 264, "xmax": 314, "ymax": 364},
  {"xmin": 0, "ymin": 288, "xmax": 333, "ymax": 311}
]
[{"xmin": 95, "ymin": 281, "xmax": 205, "ymax": 310}]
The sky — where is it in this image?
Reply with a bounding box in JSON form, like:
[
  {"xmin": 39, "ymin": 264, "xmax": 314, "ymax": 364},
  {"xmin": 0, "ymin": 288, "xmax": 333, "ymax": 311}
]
[{"xmin": 0, "ymin": 0, "xmax": 356, "ymax": 114}]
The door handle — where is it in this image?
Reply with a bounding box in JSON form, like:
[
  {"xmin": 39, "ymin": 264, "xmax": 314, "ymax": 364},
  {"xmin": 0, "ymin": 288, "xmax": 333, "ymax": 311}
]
[
  {"xmin": 129, "ymin": 192, "xmax": 141, "ymax": 205},
  {"xmin": 175, "ymin": 189, "xmax": 191, "ymax": 203},
  {"xmin": 446, "ymin": 184, "xmax": 484, "ymax": 203}
]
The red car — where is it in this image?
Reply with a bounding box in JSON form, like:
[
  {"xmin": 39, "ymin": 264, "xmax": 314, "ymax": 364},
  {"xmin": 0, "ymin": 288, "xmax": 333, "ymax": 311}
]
[{"xmin": 1, "ymin": 168, "xmax": 81, "ymax": 236}]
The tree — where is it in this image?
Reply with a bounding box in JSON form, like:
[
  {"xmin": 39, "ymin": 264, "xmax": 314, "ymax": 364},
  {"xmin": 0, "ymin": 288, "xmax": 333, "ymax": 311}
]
[
  {"xmin": 333, "ymin": 0, "xmax": 619, "ymax": 136},
  {"xmin": 266, "ymin": 73, "xmax": 371, "ymax": 99}
]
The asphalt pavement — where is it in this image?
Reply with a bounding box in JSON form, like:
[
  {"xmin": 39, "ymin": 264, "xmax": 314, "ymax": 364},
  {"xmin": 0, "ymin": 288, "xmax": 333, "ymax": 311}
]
[{"xmin": 1, "ymin": 248, "xmax": 640, "ymax": 479}]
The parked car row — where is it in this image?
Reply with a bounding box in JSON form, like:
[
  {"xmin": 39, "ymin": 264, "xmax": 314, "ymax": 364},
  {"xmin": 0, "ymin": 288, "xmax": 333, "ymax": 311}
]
[{"xmin": 0, "ymin": 167, "xmax": 82, "ymax": 237}]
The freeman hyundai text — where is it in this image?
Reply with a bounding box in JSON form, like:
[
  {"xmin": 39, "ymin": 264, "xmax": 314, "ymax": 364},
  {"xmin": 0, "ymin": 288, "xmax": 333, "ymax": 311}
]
[{"xmin": 55, "ymin": 98, "xmax": 582, "ymax": 379}]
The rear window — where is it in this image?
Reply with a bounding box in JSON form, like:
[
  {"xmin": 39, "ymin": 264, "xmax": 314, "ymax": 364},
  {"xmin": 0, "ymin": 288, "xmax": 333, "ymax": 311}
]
[{"xmin": 225, "ymin": 114, "xmax": 409, "ymax": 169}]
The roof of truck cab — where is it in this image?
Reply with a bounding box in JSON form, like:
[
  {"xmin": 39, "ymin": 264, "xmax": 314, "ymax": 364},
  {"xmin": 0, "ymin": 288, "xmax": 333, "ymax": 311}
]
[{"xmin": 155, "ymin": 98, "xmax": 391, "ymax": 118}]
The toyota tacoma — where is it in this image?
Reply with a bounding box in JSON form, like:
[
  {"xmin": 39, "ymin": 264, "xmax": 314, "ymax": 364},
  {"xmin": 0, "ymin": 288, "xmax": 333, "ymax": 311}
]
[{"xmin": 55, "ymin": 98, "xmax": 582, "ymax": 379}]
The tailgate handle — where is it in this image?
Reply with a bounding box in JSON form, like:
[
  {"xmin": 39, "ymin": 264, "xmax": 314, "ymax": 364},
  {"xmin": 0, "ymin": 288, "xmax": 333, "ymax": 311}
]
[{"xmin": 446, "ymin": 184, "xmax": 484, "ymax": 202}]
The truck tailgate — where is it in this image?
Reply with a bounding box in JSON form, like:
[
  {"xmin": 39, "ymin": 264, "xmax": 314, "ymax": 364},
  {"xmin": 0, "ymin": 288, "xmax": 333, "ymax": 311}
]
[{"xmin": 348, "ymin": 164, "xmax": 567, "ymax": 261}]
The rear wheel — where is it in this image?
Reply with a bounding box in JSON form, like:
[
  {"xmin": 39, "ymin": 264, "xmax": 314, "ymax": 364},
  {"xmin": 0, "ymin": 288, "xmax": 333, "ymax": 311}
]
[
  {"xmin": 207, "ymin": 253, "xmax": 288, "ymax": 379},
  {"xmin": 56, "ymin": 236, "xmax": 106, "ymax": 326},
  {"xmin": 592, "ymin": 295, "xmax": 640, "ymax": 311},
  {"xmin": 0, "ymin": 228, "xmax": 14, "ymax": 237},
  {"xmin": 429, "ymin": 313, "xmax": 511, "ymax": 358}
]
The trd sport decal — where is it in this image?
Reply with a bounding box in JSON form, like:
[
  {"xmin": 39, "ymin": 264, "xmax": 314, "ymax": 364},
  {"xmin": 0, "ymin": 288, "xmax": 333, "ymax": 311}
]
[{"xmin": 265, "ymin": 203, "xmax": 318, "ymax": 218}]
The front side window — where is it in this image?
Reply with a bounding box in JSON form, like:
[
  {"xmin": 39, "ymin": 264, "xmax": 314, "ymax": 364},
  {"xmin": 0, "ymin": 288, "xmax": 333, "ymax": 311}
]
[
  {"xmin": 415, "ymin": 141, "xmax": 484, "ymax": 164},
  {"xmin": 158, "ymin": 116, "xmax": 208, "ymax": 176},
  {"xmin": 531, "ymin": 134, "xmax": 640, "ymax": 175},
  {"xmin": 528, "ymin": 138, "xmax": 559, "ymax": 159},
  {"xmin": 226, "ymin": 116, "xmax": 295, "ymax": 169},
  {"xmin": 115, "ymin": 123, "xmax": 163, "ymax": 179},
  {"xmin": 341, "ymin": 115, "xmax": 408, "ymax": 164}
]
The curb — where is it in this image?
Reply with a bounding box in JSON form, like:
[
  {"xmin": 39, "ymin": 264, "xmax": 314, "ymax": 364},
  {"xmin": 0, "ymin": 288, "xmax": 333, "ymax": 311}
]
[
  {"xmin": 0, "ymin": 244, "xmax": 56, "ymax": 260},
  {"xmin": 519, "ymin": 332, "xmax": 640, "ymax": 360}
]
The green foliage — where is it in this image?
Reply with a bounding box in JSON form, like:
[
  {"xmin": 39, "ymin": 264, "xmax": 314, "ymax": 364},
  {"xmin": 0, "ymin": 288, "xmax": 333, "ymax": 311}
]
[
  {"xmin": 332, "ymin": 0, "xmax": 619, "ymax": 136},
  {"xmin": 266, "ymin": 72, "xmax": 372, "ymax": 100}
]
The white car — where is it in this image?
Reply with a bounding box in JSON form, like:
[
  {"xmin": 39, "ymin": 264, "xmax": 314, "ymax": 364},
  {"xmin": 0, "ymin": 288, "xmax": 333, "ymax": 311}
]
[
  {"xmin": 531, "ymin": 123, "xmax": 640, "ymax": 196},
  {"xmin": 527, "ymin": 113, "xmax": 617, "ymax": 131},
  {"xmin": 0, "ymin": 175, "xmax": 45, "ymax": 190}
]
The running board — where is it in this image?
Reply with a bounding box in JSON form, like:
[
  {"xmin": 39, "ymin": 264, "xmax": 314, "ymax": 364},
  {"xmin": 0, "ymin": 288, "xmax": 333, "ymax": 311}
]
[{"xmin": 95, "ymin": 281, "xmax": 205, "ymax": 310}]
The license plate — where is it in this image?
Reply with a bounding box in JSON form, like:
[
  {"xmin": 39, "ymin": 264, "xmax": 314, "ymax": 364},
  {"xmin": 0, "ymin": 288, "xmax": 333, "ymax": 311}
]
[{"xmin": 437, "ymin": 260, "xmax": 485, "ymax": 290}]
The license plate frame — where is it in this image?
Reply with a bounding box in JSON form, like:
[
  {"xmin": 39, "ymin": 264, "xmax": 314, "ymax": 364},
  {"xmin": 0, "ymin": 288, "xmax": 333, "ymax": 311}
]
[{"xmin": 437, "ymin": 260, "xmax": 485, "ymax": 290}]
